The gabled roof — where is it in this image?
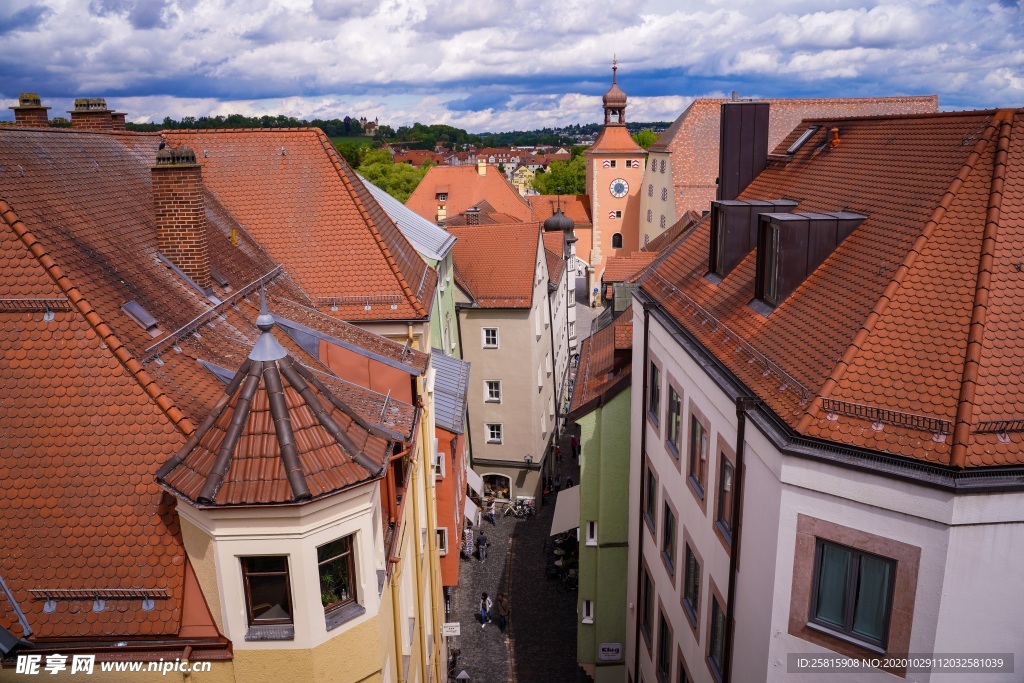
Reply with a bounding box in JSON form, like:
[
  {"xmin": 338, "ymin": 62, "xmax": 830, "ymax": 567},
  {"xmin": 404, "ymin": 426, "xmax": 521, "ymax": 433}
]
[
  {"xmin": 164, "ymin": 129, "xmax": 435, "ymax": 321},
  {"xmin": 651, "ymin": 96, "xmax": 939, "ymax": 216},
  {"xmin": 447, "ymin": 223, "xmax": 541, "ymax": 308},
  {"xmin": 602, "ymin": 252, "xmax": 659, "ymax": 284},
  {"xmin": 542, "ymin": 231, "xmax": 567, "ymax": 287},
  {"xmin": 362, "ymin": 176, "xmax": 456, "ymax": 262},
  {"xmin": 431, "ymin": 351, "xmax": 471, "ymax": 435},
  {"xmin": 406, "ymin": 165, "xmax": 534, "ymax": 224},
  {"xmin": 568, "ymin": 308, "xmax": 633, "ymax": 418},
  {"xmin": 643, "ymin": 109, "xmax": 1024, "ymax": 468},
  {"xmin": 531, "ymin": 194, "xmax": 592, "ymax": 226},
  {"xmin": 0, "ymin": 206, "xmax": 214, "ymax": 642}
]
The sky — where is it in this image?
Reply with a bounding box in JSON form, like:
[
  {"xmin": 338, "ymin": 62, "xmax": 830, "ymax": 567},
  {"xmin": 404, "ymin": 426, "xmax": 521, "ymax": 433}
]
[{"xmin": 0, "ymin": 0, "xmax": 1022, "ymax": 133}]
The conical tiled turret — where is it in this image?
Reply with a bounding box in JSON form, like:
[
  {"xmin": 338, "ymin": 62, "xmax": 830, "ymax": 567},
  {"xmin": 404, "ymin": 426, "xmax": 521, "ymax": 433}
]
[{"xmin": 157, "ymin": 299, "xmax": 396, "ymax": 505}]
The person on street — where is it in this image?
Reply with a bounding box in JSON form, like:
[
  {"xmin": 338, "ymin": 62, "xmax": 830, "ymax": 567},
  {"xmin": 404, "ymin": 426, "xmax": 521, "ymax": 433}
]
[
  {"xmin": 480, "ymin": 592, "xmax": 493, "ymax": 627},
  {"xmin": 496, "ymin": 594, "xmax": 510, "ymax": 633},
  {"xmin": 571, "ymin": 435, "xmax": 581, "ymax": 461},
  {"xmin": 483, "ymin": 498, "xmax": 497, "ymax": 525},
  {"xmin": 476, "ymin": 529, "xmax": 490, "ymax": 562},
  {"xmin": 566, "ymin": 474, "xmax": 574, "ymax": 487},
  {"xmin": 554, "ymin": 474, "xmax": 562, "ymax": 491}
]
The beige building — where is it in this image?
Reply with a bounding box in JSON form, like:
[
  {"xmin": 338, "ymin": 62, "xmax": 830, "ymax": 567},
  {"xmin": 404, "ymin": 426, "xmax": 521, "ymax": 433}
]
[{"xmin": 448, "ymin": 223, "xmax": 562, "ymax": 501}]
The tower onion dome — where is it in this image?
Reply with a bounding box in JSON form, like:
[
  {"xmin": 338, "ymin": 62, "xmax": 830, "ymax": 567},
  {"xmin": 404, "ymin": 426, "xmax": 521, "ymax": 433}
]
[
  {"xmin": 602, "ymin": 58, "xmax": 628, "ymax": 109},
  {"xmin": 544, "ymin": 207, "xmax": 575, "ymax": 232}
]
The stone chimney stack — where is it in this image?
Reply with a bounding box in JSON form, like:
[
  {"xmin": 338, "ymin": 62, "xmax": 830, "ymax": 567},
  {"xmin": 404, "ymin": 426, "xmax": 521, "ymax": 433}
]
[
  {"xmin": 477, "ymin": 157, "xmax": 486, "ymax": 176},
  {"xmin": 10, "ymin": 93, "xmax": 50, "ymax": 127},
  {"xmin": 152, "ymin": 146, "xmax": 211, "ymax": 291},
  {"xmin": 69, "ymin": 98, "xmax": 113, "ymax": 130}
]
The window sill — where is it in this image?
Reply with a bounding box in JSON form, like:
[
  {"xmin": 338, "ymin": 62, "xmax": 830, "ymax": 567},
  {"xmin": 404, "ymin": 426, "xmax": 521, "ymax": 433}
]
[
  {"xmin": 705, "ymin": 656, "xmax": 724, "ymax": 683},
  {"xmin": 644, "ymin": 513, "xmax": 655, "ymax": 537},
  {"xmin": 660, "ymin": 551, "xmax": 675, "ymax": 580},
  {"xmin": 665, "ymin": 439, "xmax": 681, "ymax": 461},
  {"xmin": 687, "ymin": 475, "xmax": 705, "ymax": 500},
  {"xmin": 713, "ymin": 520, "xmax": 733, "ymax": 555},
  {"xmin": 325, "ymin": 602, "xmax": 366, "ymax": 632},
  {"xmin": 245, "ymin": 624, "xmax": 294, "ymax": 641},
  {"xmin": 681, "ymin": 600, "xmax": 698, "ymax": 631},
  {"xmin": 585, "ymin": 539, "xmax": 597, "ymax": 547},
  {"xmin": 582, "ymin": 617, "xmax": 594, "ymax": 625},
  {"xmin": 805, "ymin": 621, "xmax": 886, "ymax": 654}
]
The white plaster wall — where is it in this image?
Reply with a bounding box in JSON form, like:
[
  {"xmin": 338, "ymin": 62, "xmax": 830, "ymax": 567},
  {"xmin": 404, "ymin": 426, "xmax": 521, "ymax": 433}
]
[{"xmin": 638, "ymin": 152, "xmax": 677, "ymax": 247}]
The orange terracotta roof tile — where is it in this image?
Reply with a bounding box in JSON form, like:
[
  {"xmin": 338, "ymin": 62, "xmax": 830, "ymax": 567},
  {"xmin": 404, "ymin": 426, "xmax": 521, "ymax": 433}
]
[
  {"xmin": 644, "ymin": 109, "xmax": 1024, "ymax": 468},
  {"xmin": 406, "ymin": 165, "xmax": 534, "ymax": 224},
  {"xmin": 530, "ymin": 195, "xmax": 592, "ymax": 226},
  {"xmin": 568, "ymin": 308, "xmax": 633, "ymax": 417},
  {"xmin": 588, "ymin": 125, "xmax": 645, "ymax": 154},
  {"xmin": 642, "ymin": 210, "xmax": 701, "ymax": 253},
  {"xmin": 447, "ymin": 223, "xmax": 540, "ymax": 308},
  {"xmin": 602, "ymin": 252, "xmax": 659, "ymax": 283},
  {"xmin": 165, "ymin": 129, "xmax": 435, "ymax": 321}
]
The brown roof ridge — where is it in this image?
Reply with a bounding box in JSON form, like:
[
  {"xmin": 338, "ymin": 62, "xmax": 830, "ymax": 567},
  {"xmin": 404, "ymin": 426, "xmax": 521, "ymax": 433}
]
[
  {"xmin": 313, "ymin": 129, "xmax": 430, "ymax": 318},
  {"xmin": 0, "ymin": 199, "xmax": 196, "ymax": 437},
  {"xmin": 950, "ymin": 113, "xmax": 1014, "ymax": 466},
  {"xmin": 797, "ymin": 113, "xmax": 1003, "ymax": 437},
  {"xmin": 162, "ymin": 126, "xmax": 323, "ymax": 134},
  {"xmin": 796, "ymin": 108, "xmax": 1015, "ymax": 125},
  {"xmin": 0, "ymin": 127, "xmax": 160, "ymax": 137}
]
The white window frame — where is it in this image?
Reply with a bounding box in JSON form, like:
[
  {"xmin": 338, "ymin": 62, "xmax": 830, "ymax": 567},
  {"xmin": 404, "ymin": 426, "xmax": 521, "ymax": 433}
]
[
  {"xmin": 545, "ymin": 352, "xmax": 552, "ymax": 377},
  {"xmin": 586, "ymin": 520, "xmax": 597, "ymax": 546},
  {"xmin": 486, "ymin": 423, "xmax": 503, "ymax": 444},
  {"xmin": 485, "ymin": 380, "xmax": 502, "ymax": 403},
  {"xmin": 483, "ymin": 327, "xmax": 499, "ymax": 349},
  {"xmin": 433, "ymin": 438, "xmax": 444, "ymax": 478},
  {"xmin": 582, "ymin": 599, "xmax": 594, "ymax": 624},
  {"xmin": 436, "ymin": 527, "xmax": 449, "ymax": 555}
]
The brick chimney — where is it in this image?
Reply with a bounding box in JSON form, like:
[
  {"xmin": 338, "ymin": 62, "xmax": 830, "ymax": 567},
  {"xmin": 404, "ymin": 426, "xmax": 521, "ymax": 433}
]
[
  {"xmin": 152, "ymin": 146, "xmax": 211, "ymax": 291},
  {"xmin": 477, "ymin": 157, "xmax": 486, "ymax": 176},
  {"xmin": 9, "ymin": 93, "xmax": 50, "ymax": 127},
  {"xmin": 111, "ymin": 112, "xmax": 127, "ymax": 131},
  {"xmin": 69, "ymin": 98, "xmax": 113, "ymax": 130}
]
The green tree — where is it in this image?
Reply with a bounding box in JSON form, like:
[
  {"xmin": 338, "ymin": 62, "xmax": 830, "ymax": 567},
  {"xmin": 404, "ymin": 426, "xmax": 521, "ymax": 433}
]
[
  {"xmin": 632, "ymin": 130, "xmax": 659, "ymax": 150},
  {"xmin": 497, "ymin": 162, "xmax": 506, "ymax": 175},
  {"xmin": 360, "ymin": 161, "xmax": 428, "ymax": 202},
  {"xmin": 570, "ymin": 145, "xmax": 587, "ymax": 160},
  {"xmin": 533, "ymin": 154, "xmax": 586, "ymax": 195}
]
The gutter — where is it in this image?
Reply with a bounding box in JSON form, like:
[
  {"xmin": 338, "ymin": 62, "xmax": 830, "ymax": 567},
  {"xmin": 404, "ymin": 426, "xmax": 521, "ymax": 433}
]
[{"xmin": 722, "ymin": 396, "xmax": 760, "ymax": 683}]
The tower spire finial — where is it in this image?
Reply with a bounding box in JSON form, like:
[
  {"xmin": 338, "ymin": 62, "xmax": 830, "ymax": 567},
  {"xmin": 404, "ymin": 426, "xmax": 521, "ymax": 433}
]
[{"xmin": 612, "ymin": 55, "xmax": 618, "ymax": 83}]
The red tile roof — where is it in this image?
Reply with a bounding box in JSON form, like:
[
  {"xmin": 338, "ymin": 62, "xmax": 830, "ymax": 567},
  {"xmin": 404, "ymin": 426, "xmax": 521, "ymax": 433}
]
[
  {"xmin": 651, "ymin": 96, "xmax": 939, "ymax": 217},
  {"xmin": 531, "ymin": 195, "xmax": 592, "ymax": 226},
  {"xmin": 542, "ymin": 231, "xmax": 567, "ymax": 286},
  {"xmin": 588, "ymin": 125, "xmax": 645, "ymax": 154},
  {"xmin": 602, "ymin": 252, "xmax": 659, "ymax": 284},
  {"xmin": 164, "ymin": 129, "xmax": 435, "ymax": 321},
  {"xmin": 642, "ymin": 210, "xmax": 702, "ymax": 253},
  {"xmin": 568, "ymin": 308, "xmax": 633, "ymax": 417},
  {"xmin": 406, "ymin": 165, "xmax": 534, "ymax": 224},
  {"xmin": 447, "ymin": 223, "xmax": 540, "ymax": 308},
  {"xmin": 643, "ymin": 109, "xmax": 1024, "ymax": 468}
]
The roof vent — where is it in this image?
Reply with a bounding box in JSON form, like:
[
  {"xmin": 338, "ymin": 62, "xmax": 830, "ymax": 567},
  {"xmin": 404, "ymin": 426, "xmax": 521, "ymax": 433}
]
[
  {"xmin": 122, "ymin": 300, "xmax": 161, "ymax": 337},
  {"xmin": 829, "ymin": 127, "xmax": 841, "ymax": 149}
]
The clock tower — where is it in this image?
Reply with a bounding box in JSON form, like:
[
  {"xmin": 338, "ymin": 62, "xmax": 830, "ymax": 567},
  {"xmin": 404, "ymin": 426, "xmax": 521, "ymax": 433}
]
[{"xmin": 584, "ymin": 58, "xmax": 646, "ymax": 305}]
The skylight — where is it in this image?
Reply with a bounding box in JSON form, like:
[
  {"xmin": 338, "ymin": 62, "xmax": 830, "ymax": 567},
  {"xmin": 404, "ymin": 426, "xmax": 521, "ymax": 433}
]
[
  {"xmin": 786, "ymin": 126, "xmax": 820, "ymax": 155},
  {"xmin": 122, "ymin": 300, "xmax": 160, "ymax": 337}
]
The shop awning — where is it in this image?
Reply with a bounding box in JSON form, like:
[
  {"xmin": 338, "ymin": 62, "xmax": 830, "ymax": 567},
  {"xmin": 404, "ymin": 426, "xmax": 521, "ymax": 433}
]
[
  {"xmin": 464, "ymin": 496, "xmax": 479, "ymax": 526},
  {"xmin": 550, "ymin": 485, "xmax": 580, "ymax": 536},
  {"xmin": 466, "ymin": 467, "xmax": 484, "ymax": 497}
]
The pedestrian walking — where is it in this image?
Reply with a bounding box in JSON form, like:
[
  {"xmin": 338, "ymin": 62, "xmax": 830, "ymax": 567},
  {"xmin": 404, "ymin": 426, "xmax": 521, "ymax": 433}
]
[
  {"xmin": 566, "ymin": 474, "xmax": 574, "ymax": 487},
  {"xmin": 555, "ymin": 445, "xmax": 563, "ymax": 464},
  {"xmin": 571, "ymin": 435, "xmax": 581, "ymax": 461},
  {"xmin": 480, "ymin": 592, "xmax": 493, "ymax": 627},
  {"xmin": 496, "ymin": 594, "xmax": 510, "ymax": 633},
  {"xmin": 554, "ymin": 474, "xmax": 562, "ymax": 491},
  {"xmin": 483, "ymin": 498, "xmax": 497, "ymax": 525},
  {"xmin": 476, "ymin": 529, "xmax": 490, "ymax": 562}
]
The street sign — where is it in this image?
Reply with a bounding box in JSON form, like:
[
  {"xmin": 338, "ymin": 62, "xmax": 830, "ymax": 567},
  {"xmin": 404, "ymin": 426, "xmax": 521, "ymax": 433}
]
[{"xmin": 442, "ymin": 622, "xmax": 461, "ymax": 636}]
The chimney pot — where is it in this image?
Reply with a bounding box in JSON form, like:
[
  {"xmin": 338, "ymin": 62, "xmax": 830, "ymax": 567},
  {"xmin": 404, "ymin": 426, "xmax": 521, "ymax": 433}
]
[
  {"xmin": 9, "ymin": 92, "xmax": 51, "ymax": 127},
  {"xmin": 829, "ymin": 127, "xmax": 841, "ymax": 148},
  {"xmin": 731, "ymin": 90, "xmax": 739, "ymax": 101}
]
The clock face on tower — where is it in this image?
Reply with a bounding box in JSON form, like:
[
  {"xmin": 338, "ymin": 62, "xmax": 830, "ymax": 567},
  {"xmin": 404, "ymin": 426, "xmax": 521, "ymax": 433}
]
[{"xmin": 609, "ymin": 178, "xmax": 629, "ymax": 198}]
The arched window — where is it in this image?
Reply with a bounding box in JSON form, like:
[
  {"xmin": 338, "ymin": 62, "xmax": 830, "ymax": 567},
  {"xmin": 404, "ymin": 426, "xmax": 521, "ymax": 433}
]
[
  {"xmin": 660, "ymin": 160, "xmax": 666, "ymax": 173},
  {"xmin": 612, "ymin": 233, "xmax": 623, "ymax": 249},
  {"xmin": 660, "ymin": 215, "xmax": 666, "ymax": 229},
  {"xmin": 483, "ymin": 474, "xmax": 511, "ymax": 500},
  {"xmin": 647, "ymin": 209, "xmax": 653, "ymax": 223},
  {"xmin": 661, "ymin": 188, "xmax": 668, "ymax": 201},
  {"xmin": 648, "ymin": 184, "xmax": 654, "ymax": 197}
]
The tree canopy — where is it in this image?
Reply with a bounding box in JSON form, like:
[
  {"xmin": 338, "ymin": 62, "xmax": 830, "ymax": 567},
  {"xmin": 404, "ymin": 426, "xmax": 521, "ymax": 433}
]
[
  {"xmin": 533, "ymin": 154, "xmax": 586, "ymax": 195},
  {"xmin": 632, "ymin": 130, "xmax": 659, "ymax": 149}
]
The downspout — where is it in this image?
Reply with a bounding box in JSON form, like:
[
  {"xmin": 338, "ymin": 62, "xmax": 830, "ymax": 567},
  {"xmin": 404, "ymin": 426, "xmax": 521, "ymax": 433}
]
[
  {"xmin": 390, "ymin": 556, "xmax": 405, "ymax": 683},
  {"xmin": 722, "ymin": 396, "xmax": 761, "ymax": 683},
  {"xmin": 632, "ymin": 301, "xmax": 653, "ymax": 681}
]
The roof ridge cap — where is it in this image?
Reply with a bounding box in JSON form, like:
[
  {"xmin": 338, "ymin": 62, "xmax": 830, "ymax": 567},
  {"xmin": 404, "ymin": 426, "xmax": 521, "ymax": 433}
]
[
  {"xmin": 950, "ymin": 116, "xmax": 1012, "ymax": 467},
  {"xmin": 797, "ymin": 115, "xmax": 1003, "ymax": 434},
  {"xmin": 314, "ymin": 129, "xmax": 429, "ymax": 318},
  {"xmin": 0, "ymin": 200, "xmax": 196, "ymax": 437}
]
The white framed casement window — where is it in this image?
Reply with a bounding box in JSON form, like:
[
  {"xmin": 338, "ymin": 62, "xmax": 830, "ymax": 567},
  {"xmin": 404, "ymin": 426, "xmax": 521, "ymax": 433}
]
[
  {"xmin": 433, "ymin": 439, "xmax": 444, "ymax": 478},
  {"xmin": 586, "ymin": 520, "xmax": 597, "ymax": 546},
  {"xmin": 545, "ymin": 352, "xmax": 552, "ymax": 377},
  {"xmin": 486, "ymin": 423, "xmax": 503, "ymax": 444},
  {"xmin": 483, "ymin": 327, "xmax": 499, "ymax": 348},
  {"xmin": 485, "ymin": 380, "xmax": 502, "ymax": 403},
  {"xmin": 582, "ymin": 599, "xmax": 594, "ymax": 624},
  {"xmin": 436, "ymin": 528, "xmax": 449, "ymax": 555}
]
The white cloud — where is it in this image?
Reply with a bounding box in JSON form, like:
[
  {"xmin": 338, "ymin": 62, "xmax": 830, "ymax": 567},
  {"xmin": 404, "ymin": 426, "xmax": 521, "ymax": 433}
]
[{"xmin": 0, "ymin": 0, "xmax": 1021, "ymax": 130}]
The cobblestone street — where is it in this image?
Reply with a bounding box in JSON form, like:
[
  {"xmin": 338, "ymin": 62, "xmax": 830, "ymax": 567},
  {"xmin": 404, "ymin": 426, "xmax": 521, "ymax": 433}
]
[{"xmin": 447, "ymin": 427, "xmax": 585, "ymax": 683}]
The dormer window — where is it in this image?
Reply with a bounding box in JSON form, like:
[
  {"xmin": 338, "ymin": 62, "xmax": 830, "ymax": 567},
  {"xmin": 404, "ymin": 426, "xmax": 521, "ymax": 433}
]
[
  {"xmin": 436, "ymin": 193, "xmax": 447, "ymax": 202},
  {"xmin": 707, "ymin": 199, "xmax": 798, "ymax": 282}
]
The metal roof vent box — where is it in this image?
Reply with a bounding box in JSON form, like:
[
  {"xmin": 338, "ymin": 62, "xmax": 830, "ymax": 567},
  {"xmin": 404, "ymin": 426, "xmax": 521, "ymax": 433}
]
[{"xmin": 707, "ymin": 198, "xmax": 798, "ymax": 282}]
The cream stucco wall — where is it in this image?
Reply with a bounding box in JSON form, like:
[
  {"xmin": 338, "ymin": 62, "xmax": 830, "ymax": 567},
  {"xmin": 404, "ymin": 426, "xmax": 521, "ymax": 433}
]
[
  {"xmin": 637, "ymin": 152, "xmax": 677, "ymax": 247},
  {"xmin": 627, "ymin": 298, "xmax": 1024, "ymax": 683}
]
